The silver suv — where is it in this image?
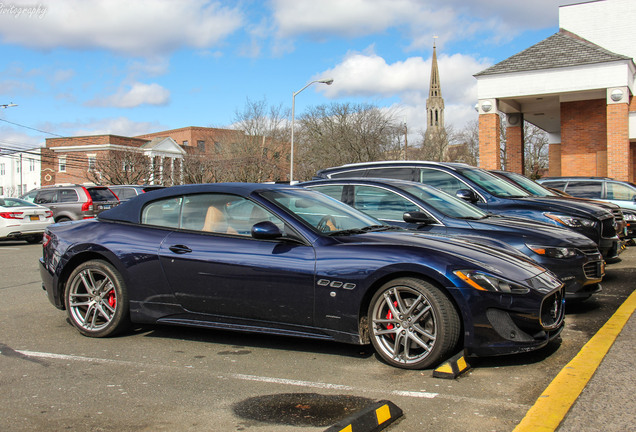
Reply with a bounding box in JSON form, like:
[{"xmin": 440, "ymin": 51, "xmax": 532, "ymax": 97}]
[
  {"xmin": 21, "ymin": 185, "xmax": 119, "ymax": 222},
  {"xmin": 537, "ymin": 177, "xmax": 636, "ymax": 211}
]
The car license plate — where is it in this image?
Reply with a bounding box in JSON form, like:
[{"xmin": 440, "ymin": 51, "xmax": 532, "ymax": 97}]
[
  {"xmin": 30, "ymin": 215, "xmax": 39, "ymax": 221},
  {"xmin": 102, "ymin": 205, "xmax": 111, "ymax": 209}
]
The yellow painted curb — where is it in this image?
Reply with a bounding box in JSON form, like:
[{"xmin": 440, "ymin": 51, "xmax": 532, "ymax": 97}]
[{"xmin": 513, "ymin": 289, "xmax": 636, "ymax": 432}]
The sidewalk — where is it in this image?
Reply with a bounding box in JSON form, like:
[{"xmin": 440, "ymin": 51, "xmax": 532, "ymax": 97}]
[{"xmin": 557, "ymin": 306, "xmax": 636, "ymax": 431}]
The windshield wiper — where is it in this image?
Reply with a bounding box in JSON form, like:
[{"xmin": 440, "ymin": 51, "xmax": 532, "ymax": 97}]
[{"xmin": 327, "ymin": 225, "xmax": 401, "ymax": 236}]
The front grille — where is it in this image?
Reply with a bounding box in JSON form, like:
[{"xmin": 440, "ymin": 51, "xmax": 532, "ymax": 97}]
[
  {"xmin": 540, "ymin": 289, "xmax": 565, "ymax": 330},
  {"xmin": 611, "ymin": 209, "xmax": 624, "ymax": 223},
  {"xmin": 584, "ymin": 261, "xmax": 603, "ymax": 279},
  {"xmin": 601, "ymin": 217, "xmax": 616, "ymax": 238},
  {"xmin": 579, "ymin": 246, "xmax": 601, "ymax": 256}
]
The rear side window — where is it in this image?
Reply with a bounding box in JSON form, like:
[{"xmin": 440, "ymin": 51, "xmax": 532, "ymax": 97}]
[
  {"xmin": 541, "ymin": 181, "xmax": 566, "ymax": 190},
  {"xmin": 308, "ymin": 184, "xmax": 346, "ymax": 201},
  {"xmin": 88, "ymin": 187, "xmax": 118, "ymax": 201},
  {"xmin": 565, "ymin": 181, "xmax": 602, "ymax": 199},
  {"xmin": 111, "ymin": 187, "xmax": 137, "ymax": 200},
  {"xmin": 366, "ymin": 167, "xmax": 415, "ymax": 181},
  {"xmin": 330, "ymin": 169, "xmax": 367, "ymax": 178},
  {"xmin": 59, "ymin": 189, "xmax": 79, "ymax": 202}
]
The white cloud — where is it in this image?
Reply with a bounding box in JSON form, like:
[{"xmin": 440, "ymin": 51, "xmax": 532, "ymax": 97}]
[
  {"xmin": 271, "ymin": 0, "xmax": 560, "ymax": 49},
  {"xmin": 55, "ymin": 117, "xmax": 167, "ymax": 137},
  {"xmin": 315, "ymin": 48, "xmax": 490, "ymax": 132},
  {"xmin": 0, "ymin": 0, "xmax": 244, "ymax": 57},
  {"xmin": 87, "ymin": 82, "xmax": 171, "ymax": 108}
]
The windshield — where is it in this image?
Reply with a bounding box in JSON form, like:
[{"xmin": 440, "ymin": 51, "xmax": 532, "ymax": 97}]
[
  {"xmin": 503, "ymin": 172, "xmax": 555, "ymax": 197},
  {"xmin": 259, "ymin": 188, "xmax": 382, "ymax": 234},
  {"xmin": 399, "ymin": 183, "xmax": 488, "ymax": 219},
  {"xmin": 459, "ymin": 168, "xmax": 531, "ymax": 198}
]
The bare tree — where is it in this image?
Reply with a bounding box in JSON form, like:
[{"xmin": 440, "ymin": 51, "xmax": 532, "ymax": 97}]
[
  {"xmin": 219, "ymin": 97, "xmax": 290, "ymax": 182},
  {"xmin": 524, "ymin": 122, "xmax": 549, "ymax": 179},
  {"xmin": 449, "ymin": 120, "xmax": 480, "ymax": 165},
  {"xmin": 294, "ymin": 102, "xmax": 403, "ymax": 180},
  {"xmin": 86, "ymin": 150, "xmax": 152, "ymax": 185}
]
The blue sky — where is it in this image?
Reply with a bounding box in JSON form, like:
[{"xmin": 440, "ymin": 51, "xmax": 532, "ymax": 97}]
[{"xmin": 0, "ymin": 0, "xmax": 567, "ymax": 152}]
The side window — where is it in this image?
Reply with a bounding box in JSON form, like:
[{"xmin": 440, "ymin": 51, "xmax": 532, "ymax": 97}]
[
  {"xmin": 418, "ymin": 168, "xmax": 466, "ymax": 195},
  {"xmin": 21, "ymin": 191, "xmax": 38, "ymax": 203},
  {"xmin": 307, "ymin": 185, "xmax": 346, "ymax": 201},
  {"xmin": 353, "ymin": 185, "xmax": 419, "ymax": 221},
  {"xmin": 59, "ymin": 189, "xmax": 79, "ymax": 202},
  {"xmin": 541, "ymin": 181, "xmax": 566, "ymax": 191},
  {"xmin": 176, "ymin": 193, "xmax": 285, "ymax": 236},
  {"xmin": 35, "ymin": 190, "xmax": 58, "ymax": 204},
  {"xmin": 565, "ymin": 181, "xmax": 602, "ymax": 199},
  {"xmin": 142, "ymin": 197, "xmax": 183, "ymax": 228},
  {"xmin": 330, "ymin": 169, "xmax": 367, "ymax": 179},
  {"xmin": 606, "ymin": 182, "xmax": 636, "ymax": 201},
  {"xmin": 366, "ymin": 167, "xmax": 415, "ymax": 181}
]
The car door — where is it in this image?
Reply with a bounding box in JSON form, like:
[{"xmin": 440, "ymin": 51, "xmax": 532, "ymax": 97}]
[{"xmin": 154, "ymin": 193, "xmax": 317, "ymax": 326}]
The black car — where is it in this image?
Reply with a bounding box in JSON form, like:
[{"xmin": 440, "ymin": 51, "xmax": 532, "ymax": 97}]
[
  {"xmin": 40, "ymin": 183, "xmax": 564, "ymax": 369},
  {"xmin": 314, "ymin": 161, "xmax": 621, "ymax": 259},
  {"xmin": 302, "ymin": 178, "xmax": 604, "ymax": 300},
  {"xmin": 490, "ymin": 170, "xmax": 629, "ymax": 241}
]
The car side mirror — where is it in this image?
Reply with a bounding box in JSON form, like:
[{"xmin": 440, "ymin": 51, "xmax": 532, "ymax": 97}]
[
  {"xmin": 456, "ymin": 189, "xmax": 478, "ymax": 203},
  {"xmin": 251, "ymin": 221, "xmax": 284, "ymax": 240},
  {"xmin": 403, "ymin": 211, "xmax": 436, "ymax": 224}
]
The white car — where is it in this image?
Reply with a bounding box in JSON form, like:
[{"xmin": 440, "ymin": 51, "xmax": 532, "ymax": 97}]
[{"xmin": 0, "ymin": 197, "xmax": 54, "ymax": 243}]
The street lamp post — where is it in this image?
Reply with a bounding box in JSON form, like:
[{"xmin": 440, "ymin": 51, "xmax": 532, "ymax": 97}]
[{"xmin": 290, "ymin": 79, "xmax": 333, "ymax": 183}]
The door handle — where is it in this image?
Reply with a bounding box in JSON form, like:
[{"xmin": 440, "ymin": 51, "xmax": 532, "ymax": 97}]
[{"xmin": 169, "ymin": 244, "xmax": 192, "ymax": 254}]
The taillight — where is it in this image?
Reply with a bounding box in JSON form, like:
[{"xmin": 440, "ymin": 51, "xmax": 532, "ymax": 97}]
[
  {"xmin": 0, "ymin": 211, "xmax": 23, "ymax": 219},
  {"xmin": 42, "ymin": 232, "xmax": 51, "ymax": 247},
  {"xmin": 81, "ymin": 187, "xmax": 93, "ymax": 212},
  {"xmin": 45, "ymin": 210, "xmax": 53, "ymax": 219}
]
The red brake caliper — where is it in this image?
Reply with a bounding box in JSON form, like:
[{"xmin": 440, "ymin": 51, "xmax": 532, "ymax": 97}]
[
  {"xmin": 108, "ymin": 290, "xmax": 116, "ymax": 308},
  {"xmin": 386, "ymin": 301, "xmax": 398, "ymax": 336}
]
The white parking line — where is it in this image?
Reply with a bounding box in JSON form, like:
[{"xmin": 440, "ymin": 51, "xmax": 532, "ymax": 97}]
[{"xmin": 14, "ymin": 348, "xmax": 528, "ymax": 409}]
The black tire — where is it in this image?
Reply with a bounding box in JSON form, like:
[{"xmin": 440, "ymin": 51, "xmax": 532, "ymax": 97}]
[
  {"xmin": 64, "ymin": 260, "xmax": 130, "ymax": 337},
  {"xmin": 25, "ymin": 235, "xmax": 42, "ymax": 244},
  {"xmin": 56, "ymin": 217, "xmax": 71, "ymax": 223},
  {"xmin": 368, "ymin": 277, "xmax": 460, "ymax": 369}
]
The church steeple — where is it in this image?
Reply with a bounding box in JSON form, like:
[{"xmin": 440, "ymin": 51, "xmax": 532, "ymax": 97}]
[{"xmin": 426, "ymin": 37, "xmax": 444, "ymax": 135}]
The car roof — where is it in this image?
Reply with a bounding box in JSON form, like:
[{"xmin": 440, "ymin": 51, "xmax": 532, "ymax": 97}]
[
  {"xmin": 98, "ymin": 183, "xmax": 297, "ymax": 224},
  {"xmin": 316, "ymin": 160, "xmax": 470, "ymax": 175},
  {"xmin": 303, "ymin": 177, "xmax": 427, "ymax": 188}
]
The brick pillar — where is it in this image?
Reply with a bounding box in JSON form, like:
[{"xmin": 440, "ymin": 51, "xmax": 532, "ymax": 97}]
[
  {"xmin": 505, "ymin": 114, "xmax": 524, "ymax": 173},
  {"xmin": 478, "ymin": 112, "xmax": 501, "ymax": 170},
  {"xmin": 607, "ymin": 97, "xmax": 630, "ymax": 181},
  {"xmin": 548, "ymin": 143, "xmax": 562, "ymax": 177}
]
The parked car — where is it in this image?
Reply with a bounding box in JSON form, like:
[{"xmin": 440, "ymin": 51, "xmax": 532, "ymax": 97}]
[
  {"xmin": 302, "ymin": 178, "xmax": 604, "ymax": 300},
  {"xmin": 0, "ymin": 197, "xmax": 53, "ymax": 243},
  {"xmin": 108, "ymin": 185, "xmax": 164, "ymax": 202},
  {"xmin": 536, "ymin": 176, "xmax": 636, "ymax": 212},
  {"xmin": 490, "ymin": 170, "xmax": 629, "ymax": 240},
  {"xmin": 21, "ymin": 184, "xmax": 120, "ymax": 222},
  {"xmin": 40, "ymin": 183, "xmax": 564, "ymax": 369},
  {"xmin": 314, "ymin": 161, "xmax": 622, "ymax": 260}
]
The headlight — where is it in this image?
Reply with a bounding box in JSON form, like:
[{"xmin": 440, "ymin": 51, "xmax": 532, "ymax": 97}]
[
  {"xmin": 527, "ymin": 244, "xmax": 577, "ymax": 259},
  {"xmin": 454, "ymin": 270, "xmax": 530, "ymax": 294},
  {"xmin": 544, "ymin": 213, "xmax": 596, "ymax": 228}
]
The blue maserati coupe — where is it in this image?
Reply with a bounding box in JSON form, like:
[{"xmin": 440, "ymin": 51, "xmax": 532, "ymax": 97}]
[
  {"xmin": 302, "ymin": 178, "xmax": 605, "ymax": 300},
  {"xmin": 40, "ymin": 183, "xmax": 564, "ymax": 369}
]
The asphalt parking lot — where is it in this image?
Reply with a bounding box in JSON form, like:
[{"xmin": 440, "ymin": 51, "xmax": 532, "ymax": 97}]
[{"xmin": 0, "ymin": 241, "xmax": 634, "ymax": 431}]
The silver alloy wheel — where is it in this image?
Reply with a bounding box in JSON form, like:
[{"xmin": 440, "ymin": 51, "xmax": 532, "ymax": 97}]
[
  {"xmin": 370, "ymin": 285, "xmax": 437, "ymax": 366},
  {"xmin": 68, "ymin": 267, "xmax": 117, "ymax": 332}
]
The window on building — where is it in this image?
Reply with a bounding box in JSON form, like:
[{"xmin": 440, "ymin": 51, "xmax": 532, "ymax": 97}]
[
  {"xmin": 29, "ymin": 159, "xmax": 36, "ymax": 171},
  {"xmin": 88, "ymin": 155, "xmax": 96, "ymax": 171},
  {"xmin": 0, "ymin": 163, "xmax": 5, "ymax": 175},
  {"xmin": 59, "ymin": 156, "xmax": 66, "ymax": 172},
  {"xmin": 214, "ymin": 141, "xmax": 222, "ymax": 153},
  {"xmin": 122, "ymin": 161, "xmax": 134, "ymax": 172},
  {"xmin": 197, "ymin": 140, "xmax": 205, "ymax": 151},
  {"xmin": 0, "ymin": 186, "xmax": 3, "ymax": 195},
  {"xmin": 183, "ymin": 140, "xmax": 189, "ymax": 146},
  {"xmin": 16, "ymin": 163, "xmax": 20, "ymax": 173}
]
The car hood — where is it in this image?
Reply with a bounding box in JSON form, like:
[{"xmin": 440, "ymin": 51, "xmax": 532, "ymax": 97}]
[
  {"xmin": 465, "ymin": 215, "xmax": 596, "ymax": 247},
  {"xmin": 514, "ymin": 196, "xmax": 612, "ymax": 219},
  {"xmin": 333, "ymin": 230, "xmax": 549, "ymax": 280}
]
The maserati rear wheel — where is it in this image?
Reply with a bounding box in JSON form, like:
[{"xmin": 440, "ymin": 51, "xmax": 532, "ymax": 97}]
[
  {"xmin": 368, "ymin": 277, "xmax": 460, "ymax": 369},
  {"xmin": 64, "ymin": 260, "xmax": 130, "ymax": 337}
]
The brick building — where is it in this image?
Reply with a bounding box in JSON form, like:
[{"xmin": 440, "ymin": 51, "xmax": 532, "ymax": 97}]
[{"xmin": 474, "ymin": 0, "xmax": 636, "ymax": 181}]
